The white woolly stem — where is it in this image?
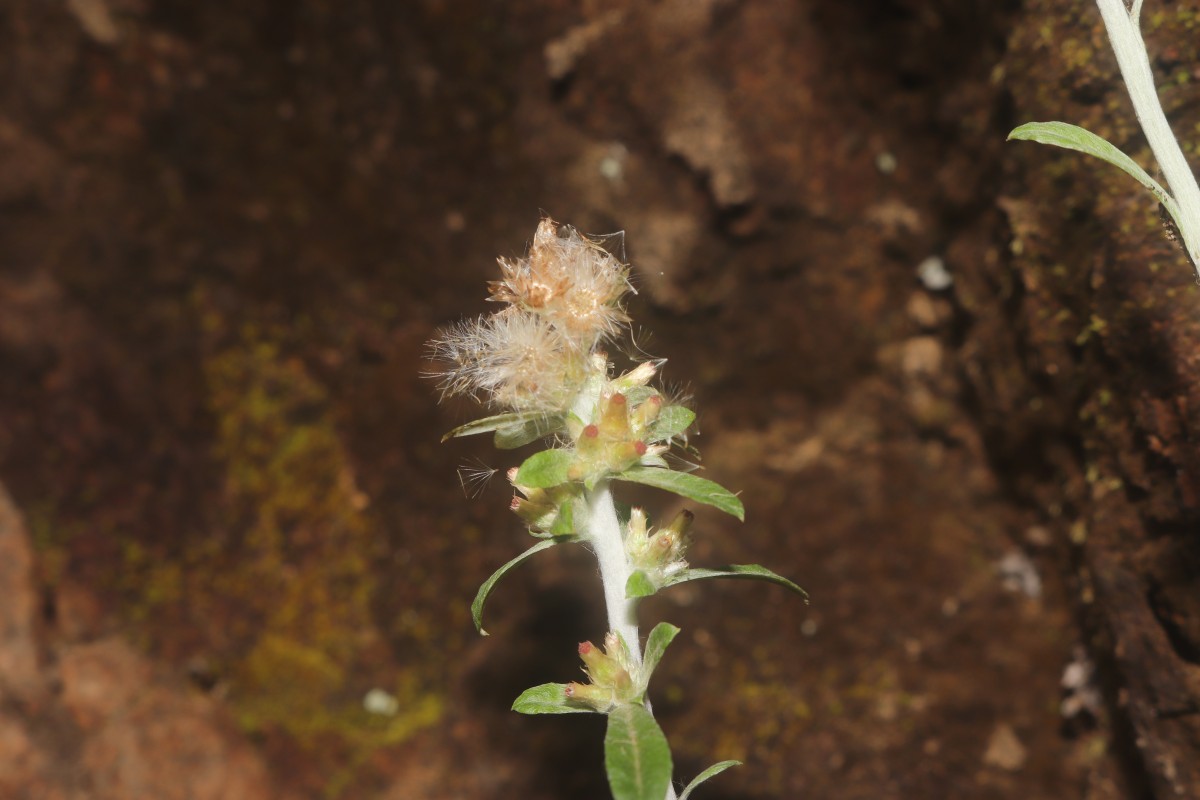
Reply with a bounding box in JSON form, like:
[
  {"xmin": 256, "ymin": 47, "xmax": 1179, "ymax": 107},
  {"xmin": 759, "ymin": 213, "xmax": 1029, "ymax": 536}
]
[
  {"xmin": 586, "ymin": 481, "xmax": 642, "ymax": 664},
  {"xmin": 1096, "ymin": 0, "xmax": 1200, "ymax": 273},
  {"xmin": 585, "ymin": 482, "xmax": 678, "ymax": 800}
]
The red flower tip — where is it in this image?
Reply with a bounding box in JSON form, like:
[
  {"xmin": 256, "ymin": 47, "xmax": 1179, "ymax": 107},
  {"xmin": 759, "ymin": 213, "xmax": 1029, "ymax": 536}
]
[
  {"xmin": 610, "ymin": 393, "xmax": 627, "ymax": 406},
  {"xmin": 584, "ymin": 424, "xmax": 599, "ymax": 438},
  {"xmin": 634, "ymin": 440, "xmax": 647, "ymax": 455},
  {"xmin": 578, "ymin": 641, "xmax": 594, "ymax": 656}
]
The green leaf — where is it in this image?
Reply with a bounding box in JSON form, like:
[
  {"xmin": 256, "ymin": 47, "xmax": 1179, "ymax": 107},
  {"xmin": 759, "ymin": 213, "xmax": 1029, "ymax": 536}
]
[
  {"xmin": 623, "ymin": 385, "xmax": 658, "ymax": 406},
  {"xmin": 472, "ymin": 537, "xmax": 575, "ymax": 634},
  {"xmin": 662, "ymin": 564, "xmax": 808, "ymax": 600},
  {"xmin": 615, "ymin": 466, "xmax": 744, "ymax": 521},
  {"xmin": 639, "ymin": 623, "xmax": 680, "ymax": 687},
  {"xmin": 494, "ymin": 413, "xmax": 567, "ymax": 449},
  {"xmin": 625, "ymin": 570, "xmax": 657, "ymax": 599},
  {"xmin": 1008, "ymin": 121, "xmax": 1183, "ymax": 230},
  {"xmin": 639, "ymin": 453, "xmax": 670, "ymax": 469},
  {"xmin": 515, "ymin": 449, "xmax": 574, "ymax": 489},
  {"xmin": 679, "ymin": 761, "xmax": 742, "ymax": 800},
  {"xmin": 605, "ymin": 704, "xmax": 673, "ymax": 800},
  {"xmin": 548, "ymin": 498, "xmax": 576, "ymax": 536},
  {"xmin": 512, "ymin": 683, "xmax": 595, "ymax": 715},
  {"xmin": 442, "ymin": 411, "xmax": 561, "ymax": 443},
  {"xmin": 648, "ymin": 406, "xmax": 695, "ymax": 442}
]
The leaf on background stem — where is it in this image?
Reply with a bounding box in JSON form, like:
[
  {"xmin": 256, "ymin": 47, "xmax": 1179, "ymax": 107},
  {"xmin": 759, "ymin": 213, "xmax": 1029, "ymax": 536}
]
[
  {"xmin": 472, "ymin": 536, "xmax": 576, "ymax": 634},
  {"xmin": 515, "ymin": 449, "xmax": 574, "ymax": 488},
  {"xmin": 662, "ymin": 564, "xmax": 808, "ymax": 599},
  {"xmin": 1007, "ymin": 121, "xmax": 1183, "ymax": 232},
  {"xmin": 605, "ymin": 703, "xmax": 673, "ymax": 800},
  {"xmin": 614, "ymin": 466, "xmax": 744, "ymax": 521},
  {"xmin": 512, "ymin": 683, "xmax": 595, "ymax": 714},
  {"xmin": 679, "ymin": 760, "xmax": 742, "ymax": 800}
]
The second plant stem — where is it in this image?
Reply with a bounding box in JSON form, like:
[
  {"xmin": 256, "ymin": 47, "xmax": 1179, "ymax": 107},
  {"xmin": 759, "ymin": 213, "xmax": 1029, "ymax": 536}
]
[
  {"xmin": 586, "ymin": 482, "xmax": 679, "ymax": 800},
  {"xmin": 1096, "ymin": 0, "xmax": 1200, "ymax": 271}
]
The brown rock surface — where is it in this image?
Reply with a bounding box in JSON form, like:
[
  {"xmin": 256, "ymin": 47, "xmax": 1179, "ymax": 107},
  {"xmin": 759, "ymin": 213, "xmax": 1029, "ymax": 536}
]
[
  {"xmin": 996, "ymin": 1, "xmax": 1200, "ymax": 795},
  {"xmin": 0, "ymin": 483, "xmax": 39, "ymax": 700},
  {"xmin": 0, "ymin": 486, "xmax": 282, "ymax": 800},
  {"xmin": 2, "ymin": 0, "xmax": 1197, "ymax": 797}
]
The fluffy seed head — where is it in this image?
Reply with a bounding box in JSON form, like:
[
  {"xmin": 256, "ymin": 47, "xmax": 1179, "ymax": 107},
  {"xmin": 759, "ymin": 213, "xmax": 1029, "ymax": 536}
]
[
  {"xmin": 430, "ymin": 308, "xmax": 590, "ymax": 411},
  {"xmin": 488, "ymin": 218, "xmax": 632, "ymax": 343},
  {"xmin": 429, "ymin": 219, "xmax": 637, "ymax": 413}
]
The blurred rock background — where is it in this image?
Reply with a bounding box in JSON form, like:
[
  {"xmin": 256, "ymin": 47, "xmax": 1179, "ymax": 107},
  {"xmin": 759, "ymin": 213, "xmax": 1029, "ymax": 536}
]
[{"xmin": 0, "ymin": 0, "xmax": 1197, "ymax": 797}]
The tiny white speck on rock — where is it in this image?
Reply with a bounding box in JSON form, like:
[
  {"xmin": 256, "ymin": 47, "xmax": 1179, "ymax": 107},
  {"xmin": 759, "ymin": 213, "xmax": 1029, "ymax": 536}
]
[
  {"xmin": 598, "ymin": 143, "xmax": 628, "ymax": 182},
  {"xmin": 983, "ymin": 723, "xmax": 1027, "ymax": 771},
  {"xmin": 363, "ymin": 688, "xmax": 400, "ymax": 716},
  {"xmin": 997, "ymin": 551, "xmax": 1042, "ymax": 599},
  {"xmin": 917, "ymin": 255, "xmax": 953, "ymax": 291}
]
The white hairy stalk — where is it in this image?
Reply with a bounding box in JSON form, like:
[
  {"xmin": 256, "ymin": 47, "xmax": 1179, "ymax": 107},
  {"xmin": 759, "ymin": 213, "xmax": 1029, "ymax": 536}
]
[
  {"xmin": 586, "ymin": 482, "xmax": 642, "ymax": 662},
  {"xmin": 585, "ymin": 483, "xmax": 679, "ymax": 800},
  {"xmin": 1096, "ymin": 0, "xmax": 1200, "ymax": 271}
]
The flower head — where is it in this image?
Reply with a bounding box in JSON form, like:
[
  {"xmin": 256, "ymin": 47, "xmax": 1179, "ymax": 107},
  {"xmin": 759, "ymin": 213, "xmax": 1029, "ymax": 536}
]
[
  {"xmin": 489, "ymin": 218, "xmax": 632, "ymax": 344},
  {"xmin": 430, "ymin": 308, "xmax": 590, "ymax": 411},
  {"xmin": 430, "ymin": 218, "xmax": 633, "ymax": 413},
  {"xmin": 564, "ymin": 632, "xmax": 640, "ymax": 712},
  {"xmin": 625, "ymin": 508, "xmax": 691, "ymax": 585}
]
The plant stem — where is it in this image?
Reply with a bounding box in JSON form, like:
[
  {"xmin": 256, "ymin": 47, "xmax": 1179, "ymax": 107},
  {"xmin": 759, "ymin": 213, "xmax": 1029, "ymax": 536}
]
[
  {"xmin": 586, "ymin": 481, "xmax": 642, "ymax": 663},
  {"xmin": 586, "ymin": 482, "xmax": 679, "ymax": 800},
  {"xmin": 1096, "ymin": 0, "xmax": 1200, "ymax": 272}
]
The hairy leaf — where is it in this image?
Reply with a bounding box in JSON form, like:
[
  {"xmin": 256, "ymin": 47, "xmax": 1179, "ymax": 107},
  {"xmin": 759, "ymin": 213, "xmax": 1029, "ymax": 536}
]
[
  {"xmin": 615, "ymin": 466, "xmax": 744, "ymax": 521},
  {"xmin": 548, "ymin": 498, "xmax": 576, "ymax": 536},
  {"xmin": 639, "ymin": 623, "xmax": 680, "ymax": 688},
  {"xmin": 515, "ymin": 449, "xmax": 574, "ymax": 489},
  {"xmin": 1008, "ymin": 121, "xmax": 1183, "ymax": 232},
  {"xmin": 472, "ymin": 537, "xmax": 575, "ymax": 634},
  {"xmin": 442, "ymin": 411, "xmax": 562, "ymax": 443},
  {"xmin": 623, "ymin": 385, "xmax": 658, "ymax": 406},
  {"xmin": 494, "ymin": 413, "xmax": 567, "ymax": 449},
  {"xmin": 647, "ymin": 406, "xmax": 695, "ymax": 443},
  {"xmin": 679, "ymin": 761, "xmax": 742, "ymax": 800},
  {"xmin": 662, "ymin": 564, "xmax": 807, "ymax": 599},
  {"xmin": 605, "ymin": 704, "xmax": 673, "ymax": 800},
  {"xmin": 625, "ymin": 570, "xmax": 657, "ymax": 599},
  {"xmin": 512, "ymin": 683, "xmax": 594, "ymax": 714}
]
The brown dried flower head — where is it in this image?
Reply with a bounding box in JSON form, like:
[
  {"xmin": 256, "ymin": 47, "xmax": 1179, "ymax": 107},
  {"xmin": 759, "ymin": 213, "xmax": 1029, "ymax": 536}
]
[
  {"xmin": 429, "ymin": 218, "xmax": 633, "ymax": 412},
  {"xmin": 488, "ymin": 218, "xmax": 632, "ymax": 342}
]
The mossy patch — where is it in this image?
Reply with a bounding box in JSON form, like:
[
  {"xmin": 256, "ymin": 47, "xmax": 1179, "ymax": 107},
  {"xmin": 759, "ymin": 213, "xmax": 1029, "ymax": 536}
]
[
  {"xmin": 206, "ymin": 332, "xmax": 441, "ymax": 781},
  {"xmin": 113, "ymin": 324, "xmax": 442, "ymax": 794}
]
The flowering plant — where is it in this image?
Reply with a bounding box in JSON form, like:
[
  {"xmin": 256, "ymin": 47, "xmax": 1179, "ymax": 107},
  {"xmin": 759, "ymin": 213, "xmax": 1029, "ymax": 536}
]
[{"xmin": 429, "ymin": 218, "xmax": 806, "ymax": 800}]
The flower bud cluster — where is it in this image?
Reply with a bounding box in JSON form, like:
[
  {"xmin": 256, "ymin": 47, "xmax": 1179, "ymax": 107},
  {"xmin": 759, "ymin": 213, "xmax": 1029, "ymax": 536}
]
[
  {"xmin": 564, "ymin": 632, "xmax": 640, "ymax": 712},
  {"xmin": 563, "ymin": 362, "xmax": 670, "ymax": 485},
  {"xmin": 431, "ymin": 219, "xmax": 631, "ymax": 412},
  {"xmin": 625, "ymin": 508, "xmax": 692, "ymax": 584},
  {"xmin": 567, "ymin": 393, "xmax": 655, "ymax": 482},
  {"xmin": 508, "ymin": 467, "xmax": 578, "ymax": 534}
]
